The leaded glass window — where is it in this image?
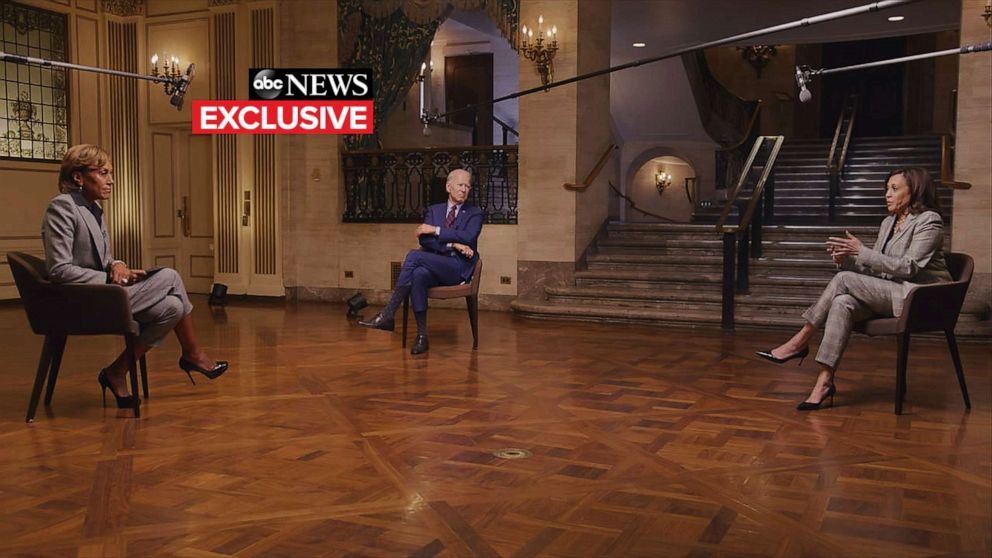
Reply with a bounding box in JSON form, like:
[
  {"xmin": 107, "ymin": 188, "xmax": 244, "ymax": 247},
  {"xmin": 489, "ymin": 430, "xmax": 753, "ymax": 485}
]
[{"xmin": 0, "ymin": 1, "xmax": 69, "ymax": 161}]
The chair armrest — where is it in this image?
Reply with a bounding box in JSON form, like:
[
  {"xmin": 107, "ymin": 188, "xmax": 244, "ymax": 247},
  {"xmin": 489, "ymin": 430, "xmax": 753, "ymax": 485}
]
[
  {"xmin": 47, "ymin": 283, "xmax": 136, "ymax": 335},
  {"xmin": 898, "ymin": 280, "xmax": 970, "ymax": 333}
]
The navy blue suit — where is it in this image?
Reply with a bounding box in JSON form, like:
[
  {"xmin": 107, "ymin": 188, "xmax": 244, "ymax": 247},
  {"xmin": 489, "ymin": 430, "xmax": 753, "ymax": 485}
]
[{"xmin": 397, "ymin": 202, "xmax": 483, "ymax": 313}]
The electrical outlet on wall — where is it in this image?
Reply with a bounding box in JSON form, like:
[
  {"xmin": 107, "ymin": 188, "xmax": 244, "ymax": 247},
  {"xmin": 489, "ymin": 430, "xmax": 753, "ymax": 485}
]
[
  {"xmin": 344, "ymin": 271, "xmax": 354, "ymax": 279},
  {"xmin": 500, "ymin": 276, "xmax": 512, "ymax": 285}
]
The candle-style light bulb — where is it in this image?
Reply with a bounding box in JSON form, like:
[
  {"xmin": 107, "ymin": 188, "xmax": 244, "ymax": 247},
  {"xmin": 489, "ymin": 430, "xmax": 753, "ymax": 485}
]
[
  {"xmin": 421, "ymin": 62, "xmax": 426, "ymax": 74},
  {"xmin": 552, "ymin": 25, "xmax": 557, "ymax": 37},
  {"xmin": 538, "ymin": 15, "xmax": 543, "ymax": 28},
  {"xmin": 151, "ymin": 53, "xmax": 159, "ymax": 65},
  {"xmin": 528, "ymin": 29, "xmax": 533, "ymax": 39}
]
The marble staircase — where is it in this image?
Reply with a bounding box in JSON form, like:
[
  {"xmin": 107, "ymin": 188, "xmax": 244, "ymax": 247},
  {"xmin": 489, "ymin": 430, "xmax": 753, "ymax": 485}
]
[{"xmin": 512, "ymin": 221, "xmax": 990, "ymax": 337}]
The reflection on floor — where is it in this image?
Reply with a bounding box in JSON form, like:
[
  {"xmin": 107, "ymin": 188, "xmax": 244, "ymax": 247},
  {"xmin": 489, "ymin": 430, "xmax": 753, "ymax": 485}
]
[{"xmin": 0, "ymin": 295, "xmax": 989, "ymax": 557}]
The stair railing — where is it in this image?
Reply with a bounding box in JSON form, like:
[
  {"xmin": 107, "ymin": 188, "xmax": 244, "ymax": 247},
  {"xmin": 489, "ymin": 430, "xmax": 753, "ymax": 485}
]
[
  {"xmin": 564, "ymin": 143, "xmax": 617, "ymax": 191},
  {"xmin": 939, "ymin": 134, "xmax": 972, "ymax": 190},
  {"xmin": 493, "ymin": 115, "xmax": 519, "ymax": 145},
  {"xmin": 715, "ymin": 135, "xmax": 785, "ymax": 330},
  {"xmin": 826, "ymin": 94, "xmax": 858, "ymax": 221}
]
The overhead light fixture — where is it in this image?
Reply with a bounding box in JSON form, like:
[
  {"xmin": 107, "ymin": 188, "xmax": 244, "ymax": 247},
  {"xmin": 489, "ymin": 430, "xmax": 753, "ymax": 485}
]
[
  {"xmin": 738, "ymin": 45, "xmax": 777, "ymax": 78},
  {"xmin": 887, "ymin": 15, "xmax": 904, "ymax": 22},
  {"xmin": 632, "ymin": 42, "xmax": 646, "ymax": 48}
]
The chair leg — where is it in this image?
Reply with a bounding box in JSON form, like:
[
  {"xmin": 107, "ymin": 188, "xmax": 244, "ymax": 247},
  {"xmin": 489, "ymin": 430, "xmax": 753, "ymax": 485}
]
[
  {"xmin": 466, "ymin": 295, "xmax": 479, "ymax": 350},
  {"xmin": 43, "ymin": 335, "xmax": 67, "ymax": 406},
  {"xmin": 139, "ymin": 355, "xmax": 149, "ymax": 399},
  {"xmin": 895, "ymin": 333, "xmax": 910, "ymax": 415},
  {"xmin": 945, "ymin": 329, "xmax": 971, "ymax": 410},
  {"xmin": 26, "ymin": 336, "xmax": 55, "ymax": 423},
  {"xmin": 401, "ymin": 296, "xmax": 410, "ymax": 348},
  {"xmin": 124, "ymin": 335, "xmax": 141, "ymax": 418}
]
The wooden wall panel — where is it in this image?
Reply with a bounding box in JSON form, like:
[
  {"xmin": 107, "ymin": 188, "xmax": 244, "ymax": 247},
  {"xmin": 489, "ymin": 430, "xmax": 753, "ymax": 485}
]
[
  {"xmin": 151, "ymin": 133, "xmax": 175, "ymax": 238},
  {"xmin": 213, "ymin": 11, "xmax": 238, "ymax": 275},
  {"xmin": 251, "ymin": 6, "xmax": 277, "ymax": 277},
  {"xmin": 146, "ymin": 17, "xmax": 210, "ymax": 126},
  {"xmin": 190, "ymin": 255, "xmax": 214, "ymax": 278},
  {"xmin": 106, "ymin": 20, "xmax": 142, "ymax": 267},
  {"xmin": 188, "ymin": 135, "xmax": 213, "ymax": 238},
  {"xmin": 73, "ymin": 15, "xmax": 101, "ymax": 145}
]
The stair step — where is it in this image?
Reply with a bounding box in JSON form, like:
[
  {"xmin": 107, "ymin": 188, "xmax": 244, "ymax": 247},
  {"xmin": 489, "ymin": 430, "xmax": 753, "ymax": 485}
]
[{"xmin": 510, "ymin": 300, "xmax": 723, "ymax": 326}]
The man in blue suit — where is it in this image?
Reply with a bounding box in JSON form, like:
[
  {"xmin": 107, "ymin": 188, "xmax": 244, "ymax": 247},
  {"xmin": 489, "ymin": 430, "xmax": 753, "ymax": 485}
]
[{"xmin": 359, "ymin": 169, "xmax": 483, "ymax": 354}]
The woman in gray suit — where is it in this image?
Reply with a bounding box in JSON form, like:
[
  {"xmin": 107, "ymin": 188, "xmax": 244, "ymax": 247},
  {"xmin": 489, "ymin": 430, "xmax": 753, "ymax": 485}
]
[
  {"xmin": 43, "ymin": 144, "xmax": 228, "ymax": 410},
  {"xmin": 757, "ymin": 167, "xmax": 951, "ymax": 410}
]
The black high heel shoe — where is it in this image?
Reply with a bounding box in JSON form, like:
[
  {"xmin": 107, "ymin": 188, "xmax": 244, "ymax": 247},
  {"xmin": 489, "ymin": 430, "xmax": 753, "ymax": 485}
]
[
  {"xmin": 756, "ymin": 345, "xmax": 809, "ymax": 365},
  {"xmin": 797, "ymin": 383, "xmax": 836, "ymax": 411},
  {"xmin": 178, "ymin": 357, "xmax": 229, "ymax": 385},
  {"xmin": 97, "ymin": 368, "xmax": 140, "ymax": 410}
]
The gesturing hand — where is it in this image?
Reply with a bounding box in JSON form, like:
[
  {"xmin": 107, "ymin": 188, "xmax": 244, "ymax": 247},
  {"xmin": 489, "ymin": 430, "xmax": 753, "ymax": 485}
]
[
  {"xmin": 451, "ymin": 242, "xmax": 474, "ymax": 259},
  {"xmin": 415, "ymin": 224, "xmax": 438, "ymax": 237},
  {"xmin": 826, "ymin": 231, "xmax": 863, "ymax": 258}
]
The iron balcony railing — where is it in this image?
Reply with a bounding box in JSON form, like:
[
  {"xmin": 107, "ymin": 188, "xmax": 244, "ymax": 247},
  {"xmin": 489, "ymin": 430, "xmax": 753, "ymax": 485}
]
[{"xmin": 342, "ymin": 145, "xmax": 518, "ymax": 224}]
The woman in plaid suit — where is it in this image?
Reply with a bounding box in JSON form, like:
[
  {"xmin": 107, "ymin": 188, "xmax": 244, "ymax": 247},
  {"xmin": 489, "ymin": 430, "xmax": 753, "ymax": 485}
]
[{"xmin": 757, "ymin": 167, "xmax": 951, "ymax": 410}]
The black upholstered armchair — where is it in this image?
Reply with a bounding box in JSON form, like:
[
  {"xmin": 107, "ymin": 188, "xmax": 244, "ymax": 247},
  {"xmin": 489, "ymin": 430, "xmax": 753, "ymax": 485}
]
[{"xmin": 6, "ymin": 252, "xmax": 148, "ymax": 421}]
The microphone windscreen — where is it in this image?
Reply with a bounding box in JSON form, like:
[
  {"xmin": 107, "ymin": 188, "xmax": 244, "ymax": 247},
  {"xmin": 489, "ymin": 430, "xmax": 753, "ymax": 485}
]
[
  {"xmin": 170, "ymin": 63, "xmax": 196, "ymax": 110},
  {"xmin": 799, "ymin": 88, "xmax": 812, "ymax": 103}
]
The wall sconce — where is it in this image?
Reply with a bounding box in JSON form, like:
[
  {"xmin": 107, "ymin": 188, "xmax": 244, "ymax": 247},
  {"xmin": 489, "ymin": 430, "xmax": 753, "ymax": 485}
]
[
  {"xmin": 150, "ymin": 53, "xmax": 183, "ymax": 95},
  {"xmin": 520, "ymin": 15, "xmax": 558, "ymax": 87},
  {"xmin": 655, "ymin": 170, "xmax": 672, "ymax": 194},
  {"xmin": 983, "ymin": 0, "xmax": 991, "ymax": 27},
  {"xmin": 738, "ymin": 45, "xmax": 777, "ymax": 78}
]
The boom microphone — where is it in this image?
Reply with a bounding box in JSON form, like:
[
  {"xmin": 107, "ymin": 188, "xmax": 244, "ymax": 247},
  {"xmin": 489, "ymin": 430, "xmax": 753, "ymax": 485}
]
[
  {"xmin": 170, "ymin": 63, "xmax": 195, "ymax": 110},
  {"xmin": 795, "ymin": 65, "xmax": 813, "ymax": 103}
]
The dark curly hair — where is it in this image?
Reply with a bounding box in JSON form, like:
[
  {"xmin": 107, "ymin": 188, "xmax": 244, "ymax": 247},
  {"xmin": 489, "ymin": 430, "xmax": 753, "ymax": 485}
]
[{"xmin": 886, "ymin": 167, "xmax": 941, "ymax": 216}]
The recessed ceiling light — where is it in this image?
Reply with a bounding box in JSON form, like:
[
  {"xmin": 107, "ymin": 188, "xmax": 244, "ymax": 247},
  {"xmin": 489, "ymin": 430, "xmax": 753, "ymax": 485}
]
[
  {"xmin": 888, "ymin": 15, "xmax": 905, "ymax": 22},
  {"xmin": 632, "ymin": 42, "xmax": 646, "ymax": 48}
]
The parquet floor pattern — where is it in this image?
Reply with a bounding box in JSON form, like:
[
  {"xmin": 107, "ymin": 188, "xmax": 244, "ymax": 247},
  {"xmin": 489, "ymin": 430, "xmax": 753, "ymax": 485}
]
[{"xmin": 0, "ymin": 297, "xmax": 989, "ymax": 557}]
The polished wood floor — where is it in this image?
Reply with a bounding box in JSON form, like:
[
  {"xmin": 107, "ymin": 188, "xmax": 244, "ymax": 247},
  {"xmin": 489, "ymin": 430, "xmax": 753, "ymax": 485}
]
[{"xmin": 0, "ymin": 296, "xmax": 989, "ymax": 557}]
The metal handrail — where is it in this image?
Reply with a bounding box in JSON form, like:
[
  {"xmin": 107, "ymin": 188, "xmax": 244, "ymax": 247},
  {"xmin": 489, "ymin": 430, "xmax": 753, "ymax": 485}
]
[
  {"xmin": 837, "ymin": 100, "xmax": 857, "ymax": 175},
  {"xmin": 827, "ymin": 94, "xmax": 857, "ymax": 174},
  {"xmin": 715, "ymin": 136, "xmax": 784, "ymax": 233},
  {"xmin": 939, "ymin": 134, "xmax": 972, "ymax": 190},
  {"xmin": 715, "ymin": 136, "xmax": 784, "ymax": 331},
  {"xmin": 723, "ymin": 100, "xmax": 763, "ymax": 152},
  {"xmin": 492, "ymin": 115, "xmax": 518, "ymax": 139}
]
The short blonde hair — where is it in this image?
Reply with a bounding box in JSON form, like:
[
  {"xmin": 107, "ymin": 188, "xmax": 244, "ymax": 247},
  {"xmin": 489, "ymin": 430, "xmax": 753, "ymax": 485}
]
[{"xmin": 59, "ymin": 144, "xmax": 111, "ymax": 193}]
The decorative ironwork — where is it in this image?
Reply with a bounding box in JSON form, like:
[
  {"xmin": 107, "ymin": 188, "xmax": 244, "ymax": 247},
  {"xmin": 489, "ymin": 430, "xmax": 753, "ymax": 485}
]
[
  {"xmin": 737, "ymin": 45, "xmax": 777, "ymax": 78},
  {"xmin": 342, "ymin": 145, "xmax": 518, "ymax": 224},
  {"xmin": 0, "ymin": 0, "xmax": 69, "ymax": 161},
  {"xmin": 102, "ymin": 0, "xmax": 145, "ymax": 17}
]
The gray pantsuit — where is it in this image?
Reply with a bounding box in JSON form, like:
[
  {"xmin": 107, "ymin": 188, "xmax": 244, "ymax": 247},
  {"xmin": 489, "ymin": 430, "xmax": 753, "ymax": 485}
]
[
  {"xmin": 803, "ymin": 210, "xmax": 951, "ymax": 369},
  {"xmin": 41, "ymin": 191, "xmax": 193, "ymax": 347}
]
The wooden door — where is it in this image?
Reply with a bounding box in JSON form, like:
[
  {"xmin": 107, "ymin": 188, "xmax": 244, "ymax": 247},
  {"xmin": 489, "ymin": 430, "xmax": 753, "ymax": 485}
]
[
  {"xmin": 445, "ymin": 53, "xmax": 494, "ymax": 145},
  {"xmin": 148, "ymin": 131, "xmax": 214, "ymax": 293}
]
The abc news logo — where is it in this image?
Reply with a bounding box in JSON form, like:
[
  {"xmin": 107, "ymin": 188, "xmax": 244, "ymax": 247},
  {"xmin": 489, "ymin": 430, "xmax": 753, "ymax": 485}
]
[
  {"xmin": 249, "ymin": 68, "xmax": 373, "ymax": 100},
  {"xmin": 192, "ymin": 68, "xmax": 374, "ymax": 135}
]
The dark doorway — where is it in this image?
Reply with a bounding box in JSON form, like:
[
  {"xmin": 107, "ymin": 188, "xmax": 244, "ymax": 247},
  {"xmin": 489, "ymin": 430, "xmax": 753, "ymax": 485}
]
[
  {"xmin": 819, "ymin": 37, "xmax": 906, "ymax": 137},
  {"xmin": 445, "ymin": 53, "xmax": 493, "ymax": 145}
]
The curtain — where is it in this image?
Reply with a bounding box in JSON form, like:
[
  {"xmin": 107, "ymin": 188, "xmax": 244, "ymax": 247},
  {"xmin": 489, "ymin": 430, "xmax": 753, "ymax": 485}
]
[{"xmin": 339, "ymin": 0, "xmax": 519, "ymax": 150}]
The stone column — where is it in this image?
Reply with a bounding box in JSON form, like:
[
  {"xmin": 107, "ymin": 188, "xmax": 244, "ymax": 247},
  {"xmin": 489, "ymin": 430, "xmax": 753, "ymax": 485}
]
[
  {"xmin": 952, "ymin": 0, "xmax": 992, "ymax": 319},
  {"xmin": 517, "ymin": 0, "xmax": 611, "ymax": 300}
]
